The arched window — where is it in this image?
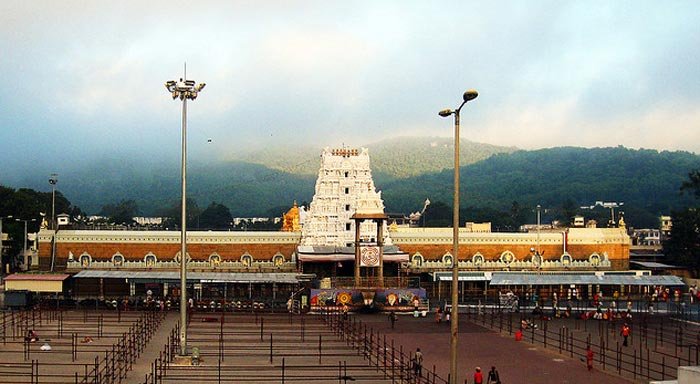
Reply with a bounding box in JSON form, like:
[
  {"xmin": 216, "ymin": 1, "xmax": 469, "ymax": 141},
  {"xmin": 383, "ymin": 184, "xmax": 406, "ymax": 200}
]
[
  {"xmin": 79, "ymin": 253, "xmax": 92, "ymax": 267},
  {"xmin": 209, "ymin": 253, "xmax": 221, "ymax": 267},
  {"xmin": 241, "ymin": 253, "xmax": 253, "ymax": 267},
  {"xmin": 144, "ymin": 253, "xmax": 157, "ymax": 268},
  {"xmin": 472, "ymin": 253, "xmax": 484, "ymax": 267},
  {"xmin": 412, "ymin": 253, "xmax": 424, "ymax": 267},
  {"xmin": 560, "ymin": 253, "xmax": 573, "ymax": 266},
  {"xmin": 111, "ymin": 253, "xmax": 124, "ymax": 267},
  {"xmin": 272, "ymin": 253, "xmax": 285, "ymax": 267},
  {"xmin": 442, "ymin": 253, "xmax": 453, "ymax": 267}
]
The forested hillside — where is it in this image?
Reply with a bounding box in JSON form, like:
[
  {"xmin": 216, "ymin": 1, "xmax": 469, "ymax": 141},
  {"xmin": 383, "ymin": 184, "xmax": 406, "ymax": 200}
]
[
  {"xmin": 381, "ymin": 146, "xmax": 700, "ymax": 228},
  {"xmin": 5, "ymin": 142, "xmax": 699, "ymax": 229}
]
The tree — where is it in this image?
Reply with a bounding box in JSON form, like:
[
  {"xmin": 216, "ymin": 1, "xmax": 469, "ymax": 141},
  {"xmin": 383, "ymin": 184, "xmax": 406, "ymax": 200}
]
[
  {"xmin": 664, "ymin": 208, "xmax": 700, "ymax": 275},
  {"xmin": 664, "ymin": 170, "xmax": 700, "ymax": 277},
  {"xmin": 423, "ymin": 201, "xmax": 452, "ymax": 227},
  {"xmin": 162, "ymin": 198, "xmax": 201, "ymax": 228},
  {"xmin": 507, "ymin": 201, "xmax": 529, "ymax": 230},
  {"xmin": 0, "ymin": 184, "xmax": 81, "ymax": 272},
  {"xmin": 561, "ymin": 198, "xmax": 578, "ymax": 226},
  {"xmin": 681, "ymin": 170, "xmax": 700, "ymax": 199},
  {"xmin": 100, "ymin": 199, "xmax": 140, "ymax": 225},
  {"xmin": 198, "ymin": 202, "xmax": 233, "ymax": 229}
]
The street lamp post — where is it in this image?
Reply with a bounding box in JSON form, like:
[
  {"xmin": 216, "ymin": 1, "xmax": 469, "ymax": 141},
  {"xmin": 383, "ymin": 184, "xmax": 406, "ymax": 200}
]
[
  {"xmin": 16, "ymin": 218, "xmax": 36, "ymax": 270},
  {"xmin": 439, "ymin": 89, "xmax": 478, "ymax": 384},
  {"xmin": 165, "ymin": 70, "xmax": 205, "ymax": 357}
]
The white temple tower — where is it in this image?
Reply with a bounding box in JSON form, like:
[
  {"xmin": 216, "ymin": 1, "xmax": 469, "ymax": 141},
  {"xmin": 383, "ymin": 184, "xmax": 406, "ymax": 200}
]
[{"xmin": 299, "ymin": 147, "xmax": 393, "ymax": 252}]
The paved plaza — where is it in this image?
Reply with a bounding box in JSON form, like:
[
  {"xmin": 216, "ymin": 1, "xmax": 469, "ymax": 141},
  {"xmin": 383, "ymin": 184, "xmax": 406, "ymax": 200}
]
[
  {"xmin": 358, "ymin": 312, "xmax": 636, "ymax": 384},
  {"xmin": 6, "ymin": 305, "xmax": 693, "ymax": 384}
]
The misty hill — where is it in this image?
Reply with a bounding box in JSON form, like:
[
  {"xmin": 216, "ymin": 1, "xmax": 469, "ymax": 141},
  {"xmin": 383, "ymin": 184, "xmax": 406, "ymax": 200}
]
[
  {"xmin": 4, "ymin": 141, "xmax": 700, "ymax": 229},
  {"xmin": 232, "ymin": 136, "xmax": 518, "ymax": 179}
]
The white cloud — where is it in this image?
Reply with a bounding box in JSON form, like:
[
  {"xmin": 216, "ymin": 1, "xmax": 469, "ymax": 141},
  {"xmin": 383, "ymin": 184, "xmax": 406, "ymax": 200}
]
[{"xmin": 2, "ymin": 0, "xmax": 700, "ymax": 173}]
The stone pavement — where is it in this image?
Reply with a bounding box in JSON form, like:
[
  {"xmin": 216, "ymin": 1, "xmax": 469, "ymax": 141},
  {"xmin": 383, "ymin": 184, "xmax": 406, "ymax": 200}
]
[
  {"xmin": 125, "ymin": 312, "xmax": 180, "ymax": 384},
  {"xmin": 129, "ymin": 311, "xmax": 638, "ymax": 384},
  {"xmin": 0, "ymin": 308, "xmax": 649, "ymax": 383},
  {"xmin": 363, "ymin": 313, "xmax": 636, "ymax": 384}
]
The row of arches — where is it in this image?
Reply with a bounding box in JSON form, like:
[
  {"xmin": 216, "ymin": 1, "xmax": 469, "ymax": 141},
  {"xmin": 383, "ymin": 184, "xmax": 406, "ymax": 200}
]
[
  {"xmin": 411, "ymin": 251, "xmax": 605, "ymax": 267},
  {"xmin": 75, "ymin": 251, "xmax": 288, "ymax": 268}
]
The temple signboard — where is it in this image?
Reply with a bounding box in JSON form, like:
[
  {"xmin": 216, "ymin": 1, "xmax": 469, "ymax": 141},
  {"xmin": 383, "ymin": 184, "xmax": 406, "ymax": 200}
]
[{"xmin": 360, "ymin": 246, "xmax": 380, "ymax": 267}]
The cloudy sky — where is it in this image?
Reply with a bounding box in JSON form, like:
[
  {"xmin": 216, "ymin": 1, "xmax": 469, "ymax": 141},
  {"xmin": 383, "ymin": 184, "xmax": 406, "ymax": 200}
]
[{"xmin": 1, "ymin": 1, "xmax": 699, "ymax": 178}]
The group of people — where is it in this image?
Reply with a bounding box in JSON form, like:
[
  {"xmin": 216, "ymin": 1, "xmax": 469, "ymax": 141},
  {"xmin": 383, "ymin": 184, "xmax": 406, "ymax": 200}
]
[
  {"xmin": 412, "ymin": 347, "xmax": 501, "ymax": 384},
  {"xmin": 25, "ymin": 329, "xmax": 95, "ymax": 350},
  {"xmin": 24, "ymin": 330, "xmax": 53, "ymax": 351},
  {"xmin": 469, "ymin": 366, "xmax": 500, "ymax": 384},
  {"xmin": 434, "ymin": 307, "xmax": 451, "ymax": 323}
]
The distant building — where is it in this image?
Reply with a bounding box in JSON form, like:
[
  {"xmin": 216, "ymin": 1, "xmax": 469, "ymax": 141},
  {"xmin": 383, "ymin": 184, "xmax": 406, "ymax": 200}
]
[
  {"xmin": 660, "ymin": 215, "xmax": 672, "ymax": 237},
  {"xmin": 133, "ymin": 217, "xmax": 164, "ymax": 226},
  {"xmin": 56, "ymin": 213, "xmax": 70, "ymax": 226},
  {"xmin": 465, "ymin": 222, "xmax": 491, "ymax": 233},
  {"xmin": 630, "ymin": 228, "xmax": 661, "ymax": 247},
  {"xmin": 232, "ymin": 217, "xmax": 280, "ymax": 226}
]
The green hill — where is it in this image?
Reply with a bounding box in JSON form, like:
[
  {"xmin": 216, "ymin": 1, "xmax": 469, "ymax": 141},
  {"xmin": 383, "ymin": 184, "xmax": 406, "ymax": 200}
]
[
  {"xmin": 381, "ymin": 146, "xmax": 700, "ymax": 228},
  {"xmin": 5, "ymin": 141, "xmax": 699, "ymax": 229}
]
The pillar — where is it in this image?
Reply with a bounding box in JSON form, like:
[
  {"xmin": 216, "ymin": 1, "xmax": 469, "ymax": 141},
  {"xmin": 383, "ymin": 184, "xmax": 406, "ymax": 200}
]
[
  {"xmin": 376, "ymin": 218, "xmax": 384, "ymax": 288},
  {"xmin": 354, "ymin": 220, "xmax": 361, "ymax": 287}
]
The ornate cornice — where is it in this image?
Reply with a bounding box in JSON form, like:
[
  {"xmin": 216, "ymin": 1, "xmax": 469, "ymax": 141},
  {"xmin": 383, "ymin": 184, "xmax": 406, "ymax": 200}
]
[
  {"xmin": 390, "ymin": 227, "xmax": 629, "ymax": 245},
  {"xmin": 40, "ymin": 229, "xmax": 302, "ymax": 245}
]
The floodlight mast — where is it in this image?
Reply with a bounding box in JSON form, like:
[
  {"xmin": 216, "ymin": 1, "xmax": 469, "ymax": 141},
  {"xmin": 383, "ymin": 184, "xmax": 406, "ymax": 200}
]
[{"xmin": 164, "ymin": 67, "xmax": 205, "ymax": 357}]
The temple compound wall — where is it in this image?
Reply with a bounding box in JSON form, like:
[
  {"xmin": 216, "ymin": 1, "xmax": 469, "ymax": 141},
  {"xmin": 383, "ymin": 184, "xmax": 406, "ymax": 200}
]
[
  {"xmin": 36, "ymin": 226, "xmax": 629, "ymax": 273},
  {"xmin": 37, "ymin": 230, "xmax": 301, "ymax": 272},
  {"xmin": 391, "ymin": 227, "xmax": 630, "ymax": 271}
]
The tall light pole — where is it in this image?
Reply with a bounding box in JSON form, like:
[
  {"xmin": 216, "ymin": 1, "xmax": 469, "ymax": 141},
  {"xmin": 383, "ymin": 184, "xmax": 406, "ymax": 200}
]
[
  {"xmin": 49, "ymin": 174, "xmax": 58, "ymax": 272},
  {"xmin": 165, "ymin": 67, "xmax": 205, "ymax": 357},
  {"xmin": 49, "ymin": 173, "xmax": 58, "ymax": 229},
  {"xmin": 49, "ymin": 174, "xmax": 58, "ymax": 230},
  {"xmin": 536, "ymin": 204, "xmax": 541, "ymax": 257},
  {"xmin": 439, "ymin": 89, "xmax": 478, "ymax": 384},
  {"xmin": 16, "ymin": 218, "xmax": 36, "ymax": 270},
  {"xmin": 0, "ymin": 215, "xmax": 13, "ymax": 274}
]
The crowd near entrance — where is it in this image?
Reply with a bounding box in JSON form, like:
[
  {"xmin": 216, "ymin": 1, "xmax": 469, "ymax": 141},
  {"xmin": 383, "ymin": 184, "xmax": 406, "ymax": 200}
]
[{"xmin": 52, "ymin": 274, "xmax": 311, "ymax": 312}]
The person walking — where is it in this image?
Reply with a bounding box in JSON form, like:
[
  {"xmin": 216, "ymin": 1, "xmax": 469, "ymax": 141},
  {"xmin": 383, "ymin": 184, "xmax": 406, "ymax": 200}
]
[
  {"xmin": 621, "ymin": 323, "xmax": 631, "ymax": 346},
  {"xmin": 413, "ymin": 348, "xmax": 423, "ymax": 377},
  {"xmin": 486, "ymin": 366, "xmax": 500, "ymax": 384},
  {"xmin": 388, "ymin": 311, "xmax": 397, "ymax": 329},
  {"xmin": 586, "ymin": 345, "xmax": 594, "ymax": 371},
  {"xmin": 467, "ymin": 367, "xmax": 483, "ymax": 384}
]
